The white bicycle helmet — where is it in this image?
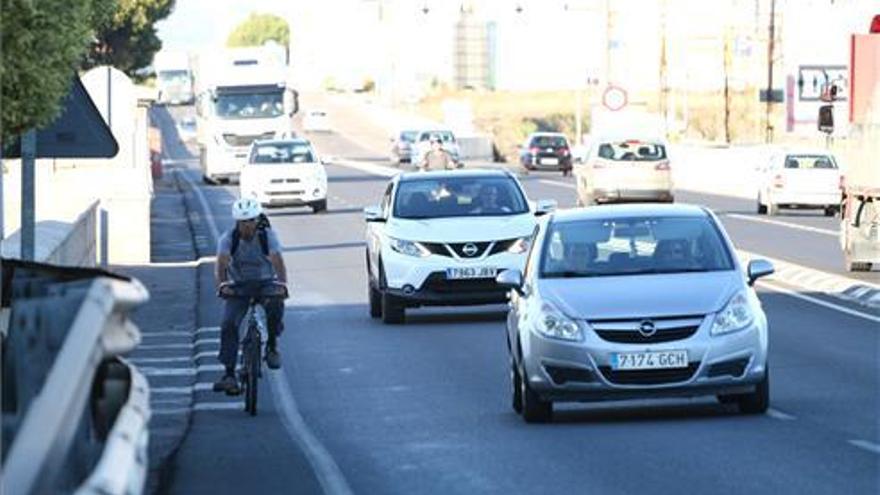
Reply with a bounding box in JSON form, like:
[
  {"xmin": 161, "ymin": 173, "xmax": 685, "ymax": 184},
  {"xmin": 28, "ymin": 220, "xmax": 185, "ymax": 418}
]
[{"xmin": 231, "ymin": 197, "xmax": 263, "ymax": 221}]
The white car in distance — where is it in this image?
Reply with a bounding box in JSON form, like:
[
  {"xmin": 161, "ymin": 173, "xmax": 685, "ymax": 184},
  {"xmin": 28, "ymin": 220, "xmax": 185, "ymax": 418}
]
[
  {"xmin": 575, "ymin": 136, "xmax": 674, "ymax": 206},
  {"xmin": 364, "ymin": 169, "xmax": 556, "ymax": 324},
  {"xmin": 302, "ymin": 109, "xmax": 332, "ymax": 133},
  {"xmin": 240, "ymin": 138, "xmax": 328, "ymax": 213},
  {"xmin": 756, "ymin": 151, "xmax": 841, "ymax": 216}
]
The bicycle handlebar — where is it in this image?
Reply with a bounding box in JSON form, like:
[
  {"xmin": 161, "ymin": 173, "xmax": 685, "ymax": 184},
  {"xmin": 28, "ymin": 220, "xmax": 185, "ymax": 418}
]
[{"xmin": 218, "ymin": 280, "xmax": 288, "ymax": 299}]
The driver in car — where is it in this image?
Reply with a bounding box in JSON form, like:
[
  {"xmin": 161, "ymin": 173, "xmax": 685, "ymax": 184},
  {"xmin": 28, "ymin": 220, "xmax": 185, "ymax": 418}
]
[{"xmin": 471, "ymin": 184, "xmax": 511, "ymax": 214}]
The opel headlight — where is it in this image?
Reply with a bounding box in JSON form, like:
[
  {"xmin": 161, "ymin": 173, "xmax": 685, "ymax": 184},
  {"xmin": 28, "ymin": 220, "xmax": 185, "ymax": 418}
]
[
  {"xmin": 388, "ymin": 237, "xmax": 430, "ymax": 258},
  {"xmin": 507, "ymin": 236, "xmax": 532, "ymax": 254},
  {"xmin": 535, "ymin": 302, "xmax": 582, "ymax": 341},
  {"xmin": 711, "ymin": 290, "xmax": 754, "ymax": 336}
]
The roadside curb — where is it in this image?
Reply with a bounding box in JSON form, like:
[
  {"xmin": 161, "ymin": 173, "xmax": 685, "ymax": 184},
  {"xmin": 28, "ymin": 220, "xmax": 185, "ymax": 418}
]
[{"xmin": 737, "ymin": 250, "xmax": 879, "ymax": 309}]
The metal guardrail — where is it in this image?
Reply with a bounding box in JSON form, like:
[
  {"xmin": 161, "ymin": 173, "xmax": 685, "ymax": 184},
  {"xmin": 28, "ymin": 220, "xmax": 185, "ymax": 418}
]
[{"xmin": 1, "ymin": 258, "xmax": 150, "ymax": 495}]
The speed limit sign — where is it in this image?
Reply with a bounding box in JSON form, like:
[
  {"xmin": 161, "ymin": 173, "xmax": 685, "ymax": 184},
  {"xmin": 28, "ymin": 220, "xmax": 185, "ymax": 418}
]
[{"xmin": 602, "ymin": 85, "xmax": 628, "ymax": 111}]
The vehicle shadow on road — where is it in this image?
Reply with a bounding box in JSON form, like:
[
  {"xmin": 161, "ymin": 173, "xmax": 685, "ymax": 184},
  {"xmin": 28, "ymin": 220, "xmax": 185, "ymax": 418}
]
[
  {"xmin": 548, "ymin": 400, "xmax": 743, "ymax": 425},
  {"xmin": 403, "ymin": 308, "xmax": 508, "ymax": 326}
]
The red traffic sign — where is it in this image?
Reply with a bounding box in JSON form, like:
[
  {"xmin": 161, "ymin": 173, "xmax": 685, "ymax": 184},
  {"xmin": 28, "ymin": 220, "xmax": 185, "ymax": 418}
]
[{"xmin": 602, "ymin": 85, "xmax": 628, "ymax": 111}]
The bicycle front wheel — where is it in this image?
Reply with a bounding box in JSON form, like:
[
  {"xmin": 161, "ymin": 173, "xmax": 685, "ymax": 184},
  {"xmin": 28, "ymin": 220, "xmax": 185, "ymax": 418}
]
[{"xmin": 244, "ymin": 337, "xmax": 260, "ymax": 416}]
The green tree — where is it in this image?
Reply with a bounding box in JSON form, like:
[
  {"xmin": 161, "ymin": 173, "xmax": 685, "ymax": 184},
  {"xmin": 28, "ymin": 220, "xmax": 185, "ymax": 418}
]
[
  {"xmin": 227, "ymin": 13, "xmax": 290, "ymax": 49},
  {"xmin": 1, "ymin": 0, "xmax": 116, "ymax": 140},
  {"xmin": 85, "ymin": 0, "xmax": 176, "ymax": 77}
]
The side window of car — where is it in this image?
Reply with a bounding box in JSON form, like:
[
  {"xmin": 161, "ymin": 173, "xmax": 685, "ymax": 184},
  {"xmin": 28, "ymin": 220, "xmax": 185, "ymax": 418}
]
[
  {"xmin": 380, "ymin": 183, "xmax": 394, "ymax": 217},
  {"xmin": 522, "ymin": 225, "xmax": 541, "ymax": 281}
]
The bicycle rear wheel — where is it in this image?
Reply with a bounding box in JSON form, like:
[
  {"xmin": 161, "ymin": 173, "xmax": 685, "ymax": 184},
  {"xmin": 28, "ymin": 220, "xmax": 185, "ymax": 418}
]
[{"xmin": 244, "ymin": 332, "xmax": 260, "ymax": 416}]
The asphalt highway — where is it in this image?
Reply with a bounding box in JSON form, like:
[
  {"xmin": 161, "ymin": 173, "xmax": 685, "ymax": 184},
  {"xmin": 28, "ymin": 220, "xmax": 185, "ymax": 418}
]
[{"xmin": 152, "ymin": 104, "xmax": 879, "ymax": 495}]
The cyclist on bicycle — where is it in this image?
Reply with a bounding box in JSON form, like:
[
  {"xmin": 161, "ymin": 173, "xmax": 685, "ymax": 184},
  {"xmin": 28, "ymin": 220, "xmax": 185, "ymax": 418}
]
[{"xmin": 213, "ymin": 197, "xmax": 288, "ymax": 394}]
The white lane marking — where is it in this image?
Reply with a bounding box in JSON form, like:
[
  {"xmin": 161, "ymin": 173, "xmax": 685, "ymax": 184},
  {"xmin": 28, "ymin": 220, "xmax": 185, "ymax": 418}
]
[
  {"xmin": 332, "ymin": 158, "xmax": 397, "ymax": 178},
  {"xmin": 148, "ymin": 256, "xmax": 218, "ymax": 268},
  {"xmin": 197, "ymin": 326, "xmax": 220, "ymax": 334},
  {"xmin": 139, "ymin": 364, "xmax": 224, "ymax": 377},
  {"xmin": 759, "ymin": 281, "xmax": 880, "ymax": 324},
  {"xmin": 270, "ymin": 370, "xmax": 354, "ymax": 495},
  {"xmin": 162, "ymin": 158, "xmax": 199, "ymax": 165},
  {"xmin": 724, "ymin": 213, "xmax": 837, "ymax": 237},
  {"xmin": 151, "ymin": 386, "xmax": 193, "ymax": 395},
  {"xmin": 130, "ymin": 356, "xmax": 193, "ymax": 364},
  {"xmin": 538, "ymin": 179, "xmax": 575, "ymax": 189},
  {"xmin": 153, "ymin": 402, "xmax": 243, "ymax": 415},
  {"xmin": 193, "ymin": 401, "xmax": 245, "ymax": 412},
  {"xmin": 141, "ymin": 331, "xmax": 192, "ymax": 339},
  {"xmin": 178, "ymin": 169, "xmax": 221, "ymax": 241},
  {"xmin": 848, "ymin": 439, "xmax": 880, "ymax": 455},
  {"xmin": 766, "ymin": 408, "xmax": 797, "ymax": 421},
  {"xmin": 137, "ymin": 338, "xmax": 220, "ymax": 351},
  {"xmin": 187, "ymin": 166, "xmax": 355, "ymax": 495},
  {"xmin": 152, "ymin": 383, "xmax": 215, "ymax": 395}
]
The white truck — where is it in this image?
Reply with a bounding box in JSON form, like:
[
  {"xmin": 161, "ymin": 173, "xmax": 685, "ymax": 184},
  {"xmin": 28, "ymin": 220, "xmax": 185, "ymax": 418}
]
[
  {"xmin": 153, "ymin": 50, "xmax": 194, "ymax": 105},
  {"xmin": 822, "ymin": 15, "xmax": 880, "ymax": 271},
  {"xmin": 193, "ymin": 47, "xmax": 298, "ymax": 184}
]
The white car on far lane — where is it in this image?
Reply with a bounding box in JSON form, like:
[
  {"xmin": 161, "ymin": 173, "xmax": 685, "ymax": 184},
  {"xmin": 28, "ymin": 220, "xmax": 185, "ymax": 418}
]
[
  {"xmin": 364, "ymin": 169, "xmax": 556, "ymax": 324},
  {"xmin": 240, "ymin": 138, "xmax": 328, "ymax": 213},
  {"xmin": 302, "ymin": 109, "xmax": 332, "ymax": 133},
  {"xmin": 756, "ymin": 150, "xmax": 841, "ymax": 216}
]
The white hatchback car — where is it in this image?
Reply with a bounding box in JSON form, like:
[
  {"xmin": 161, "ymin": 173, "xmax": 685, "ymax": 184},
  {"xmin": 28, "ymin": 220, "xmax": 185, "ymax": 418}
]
[
  {"xmin": 240, "ymin": 138, "xmax": 328, "ymax": 213},
  {"xmin": 757, "ymin": 150, "xmax": 841, "ymax": 216},
  {"xmin": 364, "ymin": 169, "xmax": 556, "ymax": 324},
  {"xmin": 574, "ymin": 136, "xmax": 673, "ymax": 206}
]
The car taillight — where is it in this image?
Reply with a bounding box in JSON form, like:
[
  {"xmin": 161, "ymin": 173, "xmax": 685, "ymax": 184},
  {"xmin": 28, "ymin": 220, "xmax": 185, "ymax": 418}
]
[
  {"xmin": 839, "ymin": 175, "xmax": 846, "ymax": 191},
  {"xmin": 773, "ymin": 174, "xmax": 785, "ymax": 188},
  {"xmin": 560, "ymin": 148, "xmax": 570, "ymax": 156},
  {"xmin": 529, "ymin": 147, "xmax": 539, "ymax": 155},
  {"xmin": 654, "ymin": 161, "xmax": 670, "ymax": 171}
]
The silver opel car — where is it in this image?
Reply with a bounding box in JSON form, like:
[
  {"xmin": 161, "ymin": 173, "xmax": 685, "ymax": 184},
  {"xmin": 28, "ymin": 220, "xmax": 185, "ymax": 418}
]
[{"xmin": 497, "ymin": 204, "xmax": 775, "ymax": 423}]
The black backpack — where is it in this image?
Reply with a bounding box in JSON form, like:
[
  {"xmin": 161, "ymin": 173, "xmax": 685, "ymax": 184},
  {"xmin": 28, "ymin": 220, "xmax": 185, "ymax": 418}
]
[{"xmin": 230, "ymin": 213, "xmax": 271, "ymax": 256}]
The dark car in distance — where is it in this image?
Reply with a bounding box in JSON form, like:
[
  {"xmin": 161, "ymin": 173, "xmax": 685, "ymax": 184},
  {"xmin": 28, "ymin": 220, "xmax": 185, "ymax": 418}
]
[{"xmin": 519, "ymin": 132, "xmax": 572, "ymax": 172}]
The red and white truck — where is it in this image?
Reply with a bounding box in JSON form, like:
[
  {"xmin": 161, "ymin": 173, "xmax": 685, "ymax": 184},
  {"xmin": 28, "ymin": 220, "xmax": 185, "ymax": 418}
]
[{"xmin": 826, "ymin": 15, "xmax": 880, "ymax": 271}]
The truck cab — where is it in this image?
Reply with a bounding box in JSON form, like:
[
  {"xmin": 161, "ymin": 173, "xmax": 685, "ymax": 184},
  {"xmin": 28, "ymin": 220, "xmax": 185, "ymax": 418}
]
[{"xmin": 195, "ymin": 49, "xmax": 298, "ymax": 184}]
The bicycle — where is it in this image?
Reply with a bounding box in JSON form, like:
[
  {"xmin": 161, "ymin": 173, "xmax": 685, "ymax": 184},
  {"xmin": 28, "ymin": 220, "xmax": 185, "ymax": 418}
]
[{"xmin": 219, "ymin": 281, "xmax": 286, "ymax": 416}]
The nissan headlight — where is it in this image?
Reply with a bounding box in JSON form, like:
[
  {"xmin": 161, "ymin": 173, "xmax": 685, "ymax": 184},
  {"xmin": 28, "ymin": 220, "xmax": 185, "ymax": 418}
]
[
  {"xmin": 711, "ymin": 291, "xmax": 754, "ymax": 336},
  {"xmin": 507, "ymin": 236, "xmax": 532, "ymax": 254},
  {"xmin": 535, "ymin": 302, "xmax": 582, "ymax": 341},
  {"xmin": 389, "ymin": 237, "xmax": 431, "ymax": 258}
]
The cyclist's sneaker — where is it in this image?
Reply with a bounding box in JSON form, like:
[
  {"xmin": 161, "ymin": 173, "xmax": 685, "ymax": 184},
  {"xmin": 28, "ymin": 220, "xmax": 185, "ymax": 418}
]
[
  {"xmin": 213, "ymin": 374, "xmax": 240, "ymax": 395},
  {"xmin": 266, "ymin": 346, "xmax": 281, "ymax": 369}
]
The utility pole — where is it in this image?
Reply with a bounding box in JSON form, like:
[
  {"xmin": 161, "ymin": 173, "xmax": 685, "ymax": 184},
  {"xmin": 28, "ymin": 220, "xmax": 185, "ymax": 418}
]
[
  {"xmin": 659, "ymin": 0, "xmax": 669, "ymax": 125},
  {"xmin": 21, "ymin": 130, "xmax": 36, "ymax": 260},
  {"xmin": 724, "ymin": 24, "xmax": 732, "ymax": 144},
  {"xmin": 764, "ymin": 0, "xmax": 776, "ymax": 143}
]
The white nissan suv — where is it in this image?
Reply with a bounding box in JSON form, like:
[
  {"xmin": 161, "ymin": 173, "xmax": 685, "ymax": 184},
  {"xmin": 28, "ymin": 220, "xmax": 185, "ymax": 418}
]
[{"xmin": 364, "ymin": 169, "xmax": 556, "ymax": 324}]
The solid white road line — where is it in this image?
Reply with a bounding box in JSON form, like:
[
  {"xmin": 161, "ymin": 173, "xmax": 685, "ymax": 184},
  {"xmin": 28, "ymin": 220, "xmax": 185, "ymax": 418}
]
[
  {"xmin": 724, "ymin": 213, "xmax": 837, "ymax": 237},
  {"xmin": 759, "ymin": 281, "xmax": 880, "ymax": 324},
  {"xmin": 140, "ymin": 364, "xmax": 224, "ymax": 377},
  {"xmin": 848, "ymin": 439, "xmax": 880, "ymax": 455},
  {"xmin": 184, "ymin": 167, "xmax": 355, "ymax": 495},
  {"xmin": 178, "ymin": 169, "xmax": 221, "ymax": 241},
  {"xmin": 766, "ymin": 408, "xmax": 797, "ymax": 421},
  {"xmin": 148, "ymin": 256, "xmax": 218, "ymax": 268},
  {"xmin": 270, "ymin": 370, "xmax": 355, "ymax": 495}
]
